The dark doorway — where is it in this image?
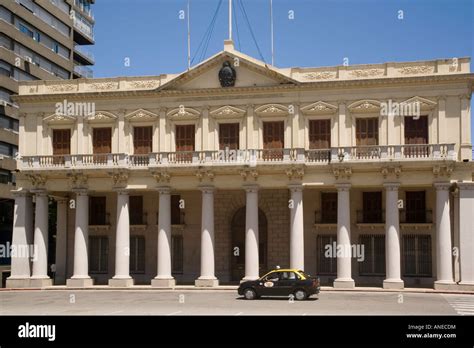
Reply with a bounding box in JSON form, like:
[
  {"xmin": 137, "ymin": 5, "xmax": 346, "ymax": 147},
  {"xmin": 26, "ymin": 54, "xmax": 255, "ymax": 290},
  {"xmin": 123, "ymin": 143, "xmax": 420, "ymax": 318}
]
[{"xmin": 230, "ymin": 207, "xmax": 267, "ymax": 281}]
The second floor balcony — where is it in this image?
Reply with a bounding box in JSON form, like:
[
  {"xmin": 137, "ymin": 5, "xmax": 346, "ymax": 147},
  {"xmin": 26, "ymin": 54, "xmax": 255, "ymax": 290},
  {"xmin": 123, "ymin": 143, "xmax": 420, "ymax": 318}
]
[{"xmin": 19, "ymin": 144, "xmax": 457, "ymax": 170}]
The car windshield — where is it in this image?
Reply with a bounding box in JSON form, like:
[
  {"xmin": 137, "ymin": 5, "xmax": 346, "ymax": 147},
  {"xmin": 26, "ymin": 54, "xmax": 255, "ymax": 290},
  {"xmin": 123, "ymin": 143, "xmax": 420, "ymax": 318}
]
[{"xmin": 298, "ymin": 270, "xmax": 312, "ymax": 279}]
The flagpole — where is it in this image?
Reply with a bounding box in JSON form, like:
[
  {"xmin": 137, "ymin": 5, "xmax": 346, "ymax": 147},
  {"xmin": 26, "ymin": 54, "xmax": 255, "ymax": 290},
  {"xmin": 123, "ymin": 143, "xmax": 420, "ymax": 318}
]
[
  {"xmin": 187, "ymin": 0, "xmax": 191, "ymax": 69},
  {"xmin": 229, "ymin": 0, "xmax": 232, "ymax": 40},
  {"xmin": 270, "ymin": 0, "xmax": 274, "ymax": 65}
]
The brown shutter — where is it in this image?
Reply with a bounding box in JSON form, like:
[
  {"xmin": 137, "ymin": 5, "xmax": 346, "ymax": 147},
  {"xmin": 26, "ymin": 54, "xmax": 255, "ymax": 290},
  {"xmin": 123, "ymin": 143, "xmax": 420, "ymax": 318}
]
[
  {"xmin": 133, "ymin": 126, "xmax": 153, "ymax": 154},
  {"xmin": 219, "ymin": 123, "xmax": 239, "ymax": 150},
  {"xmin": 93, "ymin": 128, "xmax": 112, "ymax": 154},
  {"xmin": 309, "ymin": 119, "xmax": 331, "ymax": 149},
  {"xmin": 356, "ymin": 118, "xmax": 378, "ymax": 146},
  {"xmin": 175, "ymin": 125, "xmax": 195, "ymax": 162},
  {"xmin": 263, "ymin": 121, "xmax": 284, "ymax": 160}
]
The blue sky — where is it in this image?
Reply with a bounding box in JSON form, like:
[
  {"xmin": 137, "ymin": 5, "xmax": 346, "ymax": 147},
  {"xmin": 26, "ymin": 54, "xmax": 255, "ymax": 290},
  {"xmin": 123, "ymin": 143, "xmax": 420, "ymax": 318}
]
[{"xmin": 91, "ymin": 0, "xmax": 473, "ymax": 136}]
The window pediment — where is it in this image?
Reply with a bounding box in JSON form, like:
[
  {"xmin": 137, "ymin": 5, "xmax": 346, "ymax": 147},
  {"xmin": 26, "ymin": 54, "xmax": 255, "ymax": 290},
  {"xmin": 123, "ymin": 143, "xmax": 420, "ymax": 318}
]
[
  {"xmin": 255, "ymin": 104, "xmax": 289, "ymax": 117},
  {"xmin": 402, "ymin": 96, "xmax": 437, "ymax": 110},
  {"xmin": 167, "ymin": 107, "xmax": 200, "ymax": 120},
  {"xmin": 85, "ymin": 111, "xmax": 117, "ymax": 123},
  {"xmin": 125, "ymin": 109, "xmax": 158, "ymax": 122},
  {"xmin": 301, "ymin": 101, "xmax": 338, "ymax": 115},
  {"xmin": 210, "ymin": 105, "xmax": 246, "ymax": 119},
  {"xmin": 43, "ymin": 113, "xmax": 76, "ymax": 125},
  {"xmin": 348, "ymin": 100, "xmax": 381, "ymax": 113}
]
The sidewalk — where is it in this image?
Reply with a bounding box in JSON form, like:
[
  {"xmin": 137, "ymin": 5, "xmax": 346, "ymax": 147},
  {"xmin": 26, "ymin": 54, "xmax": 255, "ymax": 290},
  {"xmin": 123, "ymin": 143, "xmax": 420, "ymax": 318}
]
[{"xmin": 1, "ymin": 285, "xmax": 473, "ymax": 295}]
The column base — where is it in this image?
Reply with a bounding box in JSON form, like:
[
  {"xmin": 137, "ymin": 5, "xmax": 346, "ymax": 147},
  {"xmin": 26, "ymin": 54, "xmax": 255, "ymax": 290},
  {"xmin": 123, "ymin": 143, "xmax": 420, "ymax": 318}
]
[
  {"xmin": 195, "ymin": 278, "xmax": 219, "ymax": 287},
  {"xmin": 333, "ymin": 278, "xmax": 355, "ymax": 289},
  {"xmin": 434, "ymin": 281, "xmax": 457, "ymax": 290},
  {"xmin": 457, "ymin": 281, "xmax": 474, "ymax": 291},
  {"xmin": 383, "ymin": 279, "xmax": 404, "ymax": 289},
  {"xmin": 108, "ymin": 278, "xmax": 134, "ymax": 287},
  {"xmin": 29, "ymin": 278, "xmax": 53, "ymax": 288},
  {"xmin": 67, "ymin": 278, "xmax": 94, "ymax": 288},
  {"xmin": 6, "ymin": 278, "xmax": 30, "ymax": 288},
  {"xmin": 151, "ymin": 278, "xmax": 175, "ymax": 288}
]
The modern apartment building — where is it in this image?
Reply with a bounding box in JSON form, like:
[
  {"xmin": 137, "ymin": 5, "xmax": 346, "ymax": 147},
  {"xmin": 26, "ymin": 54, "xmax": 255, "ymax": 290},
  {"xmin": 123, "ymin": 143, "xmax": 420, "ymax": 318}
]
[
  {"xmin": 8, "ymin": 40, "xmax": 474, "ymax": 290},
  {"xmin": 0, "ymin": 0, "xmax": 95, "ymax": 286}
]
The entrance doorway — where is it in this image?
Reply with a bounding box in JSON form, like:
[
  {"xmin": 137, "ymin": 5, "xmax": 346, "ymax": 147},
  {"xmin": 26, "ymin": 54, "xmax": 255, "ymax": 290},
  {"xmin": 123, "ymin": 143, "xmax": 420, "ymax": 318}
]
[{"xmin": 230, "ymin": 207, "xmax": 267, "ymax": 281}]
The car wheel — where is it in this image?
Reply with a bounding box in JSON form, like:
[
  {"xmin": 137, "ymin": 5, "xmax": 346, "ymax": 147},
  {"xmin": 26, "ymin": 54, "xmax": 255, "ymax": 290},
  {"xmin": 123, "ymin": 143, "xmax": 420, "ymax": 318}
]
[
  {"xmin": 294, "ymin": 289, "xmax": 307, "ymax": 301},
  {"xmin": 243, "ymin": 288, "xmax": 257, "ymax": 300}
]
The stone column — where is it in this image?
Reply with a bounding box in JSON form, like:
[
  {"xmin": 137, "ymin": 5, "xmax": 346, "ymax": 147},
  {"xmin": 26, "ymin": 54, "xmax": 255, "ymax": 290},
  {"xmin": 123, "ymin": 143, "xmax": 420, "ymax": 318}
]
[
  {"xmin": 30, "ymin": 190, "xmax": 52, "ymax": 287},
  {"xmin": 434, "ymin": 182, "xmax": 455, "ymax": 289},
  {"xmin": 195, "ymin": 186, "xmax": 219, "ymax": 287},
  {"xmin": 460, "ymin": 95, "xmax": 472, "ymax": 161},
  {"xmin": 334, "ymin": 183, "xmax": 354, "ymax": 288},
  {"xmin": 243, "ymin": 185, "xmax": 259, "ymax": 281},
  {"xmin": 152, "ymin": 187, "xmax": 175, "ymax": 287},
  {"xmin": 6, "ymin": 191, "xmax": 33, "ymax": 288},
  {"xmin": 54, "ymin": 197, "xmax": 68, "ymax": 285},
  {"xmin": 383, "ymin": 183, "xmax": 404, "ymax": 289},
  {"xmin": 458, "ymin": 182, "xmax": 474, "ymax": 290},
  {"xmin": 289, "ymin": 184, "xmax": 304, "ymax": 270},
  {"xmin": 67, "ymin": 190, "xmax": 93, "ymax": 287},
  {"xmin": 109, "ymin": 190, "xmax": 133, "ymax": 287}
]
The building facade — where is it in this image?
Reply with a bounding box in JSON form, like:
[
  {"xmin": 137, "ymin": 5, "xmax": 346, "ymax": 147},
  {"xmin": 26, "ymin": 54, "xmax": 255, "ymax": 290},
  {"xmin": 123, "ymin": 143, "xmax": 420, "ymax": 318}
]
[
  {"xmin": 7, "ymin": 41, "xmax": 474, "ymax": 290},
  {"xmin": 0, "ymin": 0, "xmax": 95, "ymax": 286}
]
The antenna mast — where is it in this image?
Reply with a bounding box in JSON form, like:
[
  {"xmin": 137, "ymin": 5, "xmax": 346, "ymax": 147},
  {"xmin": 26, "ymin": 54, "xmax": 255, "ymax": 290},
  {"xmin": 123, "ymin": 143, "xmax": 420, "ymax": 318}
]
[
  {"xmin": 229, "ymin": 0, "xmax": 232, "ymax": 40},
  {"xmin": 187, "ymin": 0, "xmax": 191, "ymax": 69},
  {"xmin": 270, "ymin": 0, "xmax": 274, "ymax": 65}
]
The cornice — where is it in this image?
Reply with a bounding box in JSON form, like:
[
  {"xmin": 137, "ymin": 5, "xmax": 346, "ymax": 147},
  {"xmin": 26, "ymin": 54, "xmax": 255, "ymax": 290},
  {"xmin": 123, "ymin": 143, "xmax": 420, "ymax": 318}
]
[{"xmin": 12, "ymin": 74, "xmax": 474, "ymax": 104}]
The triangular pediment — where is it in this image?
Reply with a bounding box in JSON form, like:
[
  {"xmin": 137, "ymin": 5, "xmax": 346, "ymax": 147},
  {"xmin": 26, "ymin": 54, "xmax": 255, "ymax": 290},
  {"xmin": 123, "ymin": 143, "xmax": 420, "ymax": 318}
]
[
  {"xmin": 402, "ymin": 96, "xmax": 437, "ymax": 110},
  {"xmin": 210, "ymin": 105, "xmax": 246, "ymax": 118},
  {"xmin": 348, "ymin": 100, "xmax": 382, "ymax": 113},
  {"xmin": 125, "ymin": 109, "xmax": 158, "ymax": 121},
  {"xmin": 43, "ymin": 113, "xmax": 76, "ymax": 124},
  {"xmin": 85, "ymin": 111, "xmax": 117, "ymax": 123},
  {"xmin": 301, "ymin": 101, "xmax": 338, "ymax": 115},
  {"xmin": 156, "ymin": 49, "xmax": 298, "ymax": 92}
]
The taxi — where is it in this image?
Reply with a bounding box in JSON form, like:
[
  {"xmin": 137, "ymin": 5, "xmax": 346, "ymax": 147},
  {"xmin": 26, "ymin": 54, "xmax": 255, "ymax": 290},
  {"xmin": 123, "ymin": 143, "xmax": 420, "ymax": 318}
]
[{"xmin": 238, "ymin": 268, "xmax": 320, "ymax": 300}]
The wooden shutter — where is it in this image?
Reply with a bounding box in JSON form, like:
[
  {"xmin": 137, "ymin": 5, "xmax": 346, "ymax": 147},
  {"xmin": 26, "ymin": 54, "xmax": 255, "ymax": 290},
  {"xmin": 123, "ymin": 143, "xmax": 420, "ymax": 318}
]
[
  {"xmin": 93, "ymin": 128, "xmax": 112, "ymax": 154},
  {"xmin": 309, "ymin": 119, "xmax": 331, "ymax": 149},
  {"xmin": 263, "ymin": 121, "xmax": 284, "ymax": 160},
  {"xmin": 219, "ymin": 123, "xmax": 239, "ymax": 150},
  {"xmin": 175, "ymin": 125, "xmax": 195, "ymax": 162},
  {"xmin": 52, "ymin": 129, "xmax": 70, "ymax": 165},
  {"xmin": 356, "ymin": 118, "xmax": 378, "ymax": 146},
  {"xmin": 404, "ymin": 116, "xmax": 428, "ymax": 157},
  {"xmin": 133, "ymin": 126, "xmax": 152, "ymax": 154},
  {"xmin": 52, "ymin": 129, "xmax": 71, "ymax": 155}
]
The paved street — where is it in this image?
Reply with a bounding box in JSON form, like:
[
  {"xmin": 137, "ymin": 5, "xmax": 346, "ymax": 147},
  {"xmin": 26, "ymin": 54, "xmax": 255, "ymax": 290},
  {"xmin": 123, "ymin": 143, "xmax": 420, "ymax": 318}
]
[{"xmin": 1, "ymin": 290, "xmax": 473, "ymax": 315}]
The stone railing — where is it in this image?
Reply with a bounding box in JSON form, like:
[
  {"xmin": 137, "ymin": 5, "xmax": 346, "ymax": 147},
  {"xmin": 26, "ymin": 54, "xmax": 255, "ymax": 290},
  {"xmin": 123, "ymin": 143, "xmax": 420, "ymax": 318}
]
[{"xmin": 20, "ymin": 144, "xmax": 456, "ymax": 169}]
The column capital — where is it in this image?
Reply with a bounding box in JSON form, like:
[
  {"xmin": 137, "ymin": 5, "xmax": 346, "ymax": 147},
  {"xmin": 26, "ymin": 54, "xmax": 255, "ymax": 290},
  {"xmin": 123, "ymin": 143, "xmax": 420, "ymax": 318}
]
[
  {"xmin": 434, "ymin": 182, "xmax": 452, "ymax": 191},
  {"xmin": 11, "ymin": 189, "xmax": 31, "ymax": 198},
  {"xmin": 53, "ymin": 196, "xmax": 69, "ymax": 203},
  {"xmin": 457, "ymin": 181, "xmax": 474, "ymax": 191},
  {"xmin": 383, "ymin": 182, "xmax": 400, "ymax": 191},
  {"xmin": 73, "ymin": 188, "xmax": 88, "ymax": 196},
  {"xmin": 335, "ymin": 183, "xmax": 351, "ymax": 191},
  {"xmin": 288, "ymin": 183, "xmax": 304, "ymax": 193},
  {"xmin": 114, "ymin": 188, "xmax": 129, "ymax": 196},
  {"xmin": 31, "ymin": 189, "xmax": 48, "ymax": 197},
  {"xmin": 243, "ymin": 184, "xmax": 259, "ymax": 193},
  {"xmin": 199, "ymin": 185, "xmax": 215, "ymax": 194},
  {"xmin": 156, "ymin": 186, "xmax": 171, "ymax": 195}
]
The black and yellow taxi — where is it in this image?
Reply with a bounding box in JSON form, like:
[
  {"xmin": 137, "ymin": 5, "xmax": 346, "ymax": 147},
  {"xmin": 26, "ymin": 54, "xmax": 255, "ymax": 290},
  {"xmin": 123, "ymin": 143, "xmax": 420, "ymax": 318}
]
[{"xmin": 238, "ymin": 269, "xmax": 320, "ymax": 300}]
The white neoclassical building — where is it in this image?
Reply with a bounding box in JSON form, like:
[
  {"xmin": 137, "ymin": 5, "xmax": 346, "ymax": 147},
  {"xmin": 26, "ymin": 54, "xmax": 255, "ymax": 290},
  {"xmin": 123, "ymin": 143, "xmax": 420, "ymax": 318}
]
[{"xmin": 6, "ymin": 40, "xmax": 474, "ymax": 290}]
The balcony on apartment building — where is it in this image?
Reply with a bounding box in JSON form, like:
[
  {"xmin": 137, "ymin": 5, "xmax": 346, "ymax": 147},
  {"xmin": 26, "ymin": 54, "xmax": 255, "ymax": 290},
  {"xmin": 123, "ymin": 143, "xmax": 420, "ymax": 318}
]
[{"xmin": 19, "ymin": 144, "xmax": 457, "ymax": 170}]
